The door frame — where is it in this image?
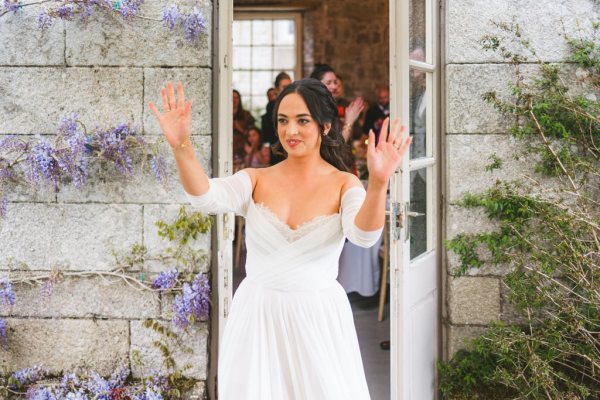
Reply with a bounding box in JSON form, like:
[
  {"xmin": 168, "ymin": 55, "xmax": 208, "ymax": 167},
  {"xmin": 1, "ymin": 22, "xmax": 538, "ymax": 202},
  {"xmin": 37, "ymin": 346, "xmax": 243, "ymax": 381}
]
[
  {"xmin": 211, "ymin": 0, "xmax": 443, "ymax": 398},
  {"xmin": 389, "ymin": 0, "xmax": 443, "ymax": 398},
  {"xmin": 209, "ymin": 0, "xmax": 234, "ymax": 397}
]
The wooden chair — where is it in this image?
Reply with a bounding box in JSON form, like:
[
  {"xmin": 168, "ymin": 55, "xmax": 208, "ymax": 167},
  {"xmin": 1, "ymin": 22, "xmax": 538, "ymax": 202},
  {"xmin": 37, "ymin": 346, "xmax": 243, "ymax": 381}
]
[
  {"xmin": 234, "ymin": 216, "xmax": 245, "ymax": 269},
  {"xmin": 377, "ymin": 217, "xmax": 390, "ymax": 321}
]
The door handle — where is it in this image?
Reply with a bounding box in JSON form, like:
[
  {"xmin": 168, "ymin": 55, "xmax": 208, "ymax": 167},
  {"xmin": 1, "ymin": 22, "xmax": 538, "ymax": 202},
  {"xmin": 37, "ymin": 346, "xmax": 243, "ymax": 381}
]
[{"xmin": 405, "ymin": 203, "xmax": 425, "ymax": 241}]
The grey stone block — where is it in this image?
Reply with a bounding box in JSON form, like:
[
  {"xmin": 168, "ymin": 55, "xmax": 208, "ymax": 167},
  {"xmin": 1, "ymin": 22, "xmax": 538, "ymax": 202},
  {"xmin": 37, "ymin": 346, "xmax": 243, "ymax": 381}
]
[
  {"xmin": 448, "ymin": 276, "xmax": 500, "ymax": 324},
  {"xmin": 446, "ymin": 205, "xmax": 495, "ymax": 239},
  {"xmin": 1, "ymin": 275, "xmax": 159, "ymax": 319},
  {"xmin": 517, "ymin": 0, "xmax": 598, "ymax": 63},
  {"xmin": 130, "ymin": 320, "xmax": 208, "ymax": 379},
  {"xmin": 0, "ymin": 6, "xmax": 65, "ymax": 66},
  {"xmin": 447, "ymin": 324, "xmax": 488, "ymax": 356},
  {"xmin": 446, "ymin": 0, "xmax": 517, "ymax": 64},
  {"xmin": 446, "ymin": 134, "xmax": 527, "ymax": 202},
  {"xmin": 143, "ymin": 68, "xmax": 212, "ymax": 136},
  {"xmin": 0, "ymin": 318, "xmax": 129, "ymax": 375},
  {"xmin": 56, "ymin": 136, "xmax": 212, "ymax": 203},
  {"xmin": 446, "ymin": 64, "xmax": 517, "ymax": 134},
  {"xmin": 66, "ymin": 0, "xmax": 212, "ymax": 67},
  {"xmin": 0, "ymin": 203, "xmax": 142, "ymax": 271},
  {"xmin": 446, "ymin": 0, "xmax": 598, "ymax": 64},
  {"xmin": 143, "ymin": 204, "xmax": 211, "ymax": 274},
  {"xmin": 0, "ymin": 67, "xmax": 143, "ymax": 135}
]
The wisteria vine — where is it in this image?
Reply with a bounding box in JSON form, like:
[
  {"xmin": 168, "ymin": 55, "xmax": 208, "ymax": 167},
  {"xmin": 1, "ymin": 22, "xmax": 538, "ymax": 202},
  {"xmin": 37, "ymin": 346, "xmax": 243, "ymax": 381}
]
[
  {"xmin": 0, "ymin": 0, "xmax": 207, "ymax": 48},
  {"xmin": 0, "ymin": 113, "xmax": 168, "ymax": 218},
  {"xmin": 5, "ymin": 364, "xmax": 185, "ymax": 399},
  {"xmin": 0, "ymin": 215, "xmax": 211, "ymax": 398}
]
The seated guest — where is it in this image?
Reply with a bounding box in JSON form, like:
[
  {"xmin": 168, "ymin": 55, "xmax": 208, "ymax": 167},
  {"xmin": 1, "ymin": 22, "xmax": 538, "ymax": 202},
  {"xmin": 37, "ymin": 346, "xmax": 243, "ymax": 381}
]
[{"xmin": 233, "ymin": 90, "xmax": 255, "ymax": 171}]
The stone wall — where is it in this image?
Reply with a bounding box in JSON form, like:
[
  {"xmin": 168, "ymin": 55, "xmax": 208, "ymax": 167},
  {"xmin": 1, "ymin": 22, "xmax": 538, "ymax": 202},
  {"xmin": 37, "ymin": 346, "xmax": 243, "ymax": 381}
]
[
  {"xmin": 443, "ymin": 0, "xmax": 598, "ymax": 357},
  {"xmin": 234, "ymin": 0, "xmax": 389, "ymax": 101},
  {"xmin": 0, "ymin": 0, "xmax": 213, "ymax": 395}
]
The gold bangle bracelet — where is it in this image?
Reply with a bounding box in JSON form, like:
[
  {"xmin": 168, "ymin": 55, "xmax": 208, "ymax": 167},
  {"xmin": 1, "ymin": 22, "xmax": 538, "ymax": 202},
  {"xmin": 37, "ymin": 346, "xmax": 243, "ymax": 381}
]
[{"xmin": 171, "ymin": 138, "xmax": 192, "ymax": 151}]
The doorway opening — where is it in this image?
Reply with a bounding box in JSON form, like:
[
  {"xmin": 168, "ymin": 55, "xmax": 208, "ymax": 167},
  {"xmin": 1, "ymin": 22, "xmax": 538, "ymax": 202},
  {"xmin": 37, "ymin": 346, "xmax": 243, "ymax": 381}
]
[{"xmin": 215, "ymin": 1, "xmax": 440, "ymax": 398}]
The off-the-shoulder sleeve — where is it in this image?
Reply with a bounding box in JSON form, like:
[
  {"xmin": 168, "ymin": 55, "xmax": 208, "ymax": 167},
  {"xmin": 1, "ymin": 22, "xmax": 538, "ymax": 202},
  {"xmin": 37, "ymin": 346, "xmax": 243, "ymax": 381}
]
[
  {"xmin": 184, "ymin": 170, "xmax": 252, "ymax": 217},
  {"xmin": 340, "ymin": 186, "xmax": 384, "ymax": 248}
]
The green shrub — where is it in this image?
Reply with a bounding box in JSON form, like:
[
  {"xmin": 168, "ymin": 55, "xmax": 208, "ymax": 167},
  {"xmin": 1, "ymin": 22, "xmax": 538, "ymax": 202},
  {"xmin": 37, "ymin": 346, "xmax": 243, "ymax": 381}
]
[{"xmin": 440, "ymin": 20, "xmax": 600, "ymax": 399}]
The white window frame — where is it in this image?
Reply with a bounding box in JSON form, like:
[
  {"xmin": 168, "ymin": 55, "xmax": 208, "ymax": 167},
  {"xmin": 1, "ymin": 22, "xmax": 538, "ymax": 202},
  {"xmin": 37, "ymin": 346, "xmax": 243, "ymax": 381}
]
[{"xmin": 233, "ymin": 11, "xmax": 303, "ymax": 119}]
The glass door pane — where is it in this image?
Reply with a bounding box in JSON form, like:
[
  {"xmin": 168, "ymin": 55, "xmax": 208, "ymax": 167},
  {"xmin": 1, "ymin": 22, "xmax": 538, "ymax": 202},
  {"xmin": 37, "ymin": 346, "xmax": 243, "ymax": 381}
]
[
  {"xmin": 409, "ymin": 68, "xmax": 428, "ymax": 159},
  {"xmin": 409, "ymin": 168, "xmax": 428, "ymax": 259},
  {"xmin": 409, "ymin": 0, "xmax": 426, "ymax": 59}
]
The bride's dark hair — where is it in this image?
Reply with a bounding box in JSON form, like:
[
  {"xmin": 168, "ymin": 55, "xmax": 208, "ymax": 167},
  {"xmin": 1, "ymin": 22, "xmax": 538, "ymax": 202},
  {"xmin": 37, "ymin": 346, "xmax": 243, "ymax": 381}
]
[{"xmin": 272, "ymin": 78, "xmax": 353, "ymax": 172}]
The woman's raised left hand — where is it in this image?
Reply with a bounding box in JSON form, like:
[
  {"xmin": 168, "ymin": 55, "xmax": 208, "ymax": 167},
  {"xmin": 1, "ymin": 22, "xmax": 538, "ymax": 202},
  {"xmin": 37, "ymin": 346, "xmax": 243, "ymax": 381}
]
[{"xmin": 366, "ymin": 118, "xmax": 412, "ymax": 186}]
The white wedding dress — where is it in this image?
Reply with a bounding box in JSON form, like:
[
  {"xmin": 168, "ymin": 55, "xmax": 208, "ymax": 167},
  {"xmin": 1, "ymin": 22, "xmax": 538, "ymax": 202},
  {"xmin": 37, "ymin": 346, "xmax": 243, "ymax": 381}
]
[{"xmin": 186, "ymin": 170, "xmax": 381, "ymax": 400}]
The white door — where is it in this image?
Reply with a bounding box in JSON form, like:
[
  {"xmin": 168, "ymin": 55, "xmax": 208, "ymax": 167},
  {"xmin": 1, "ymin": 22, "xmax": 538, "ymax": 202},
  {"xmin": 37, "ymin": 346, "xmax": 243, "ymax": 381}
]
[
  {"xmin": 389, "ymin": 0, "xmax": 439, "ymax": 398},
  {"xmin": 215, "ymin": 0, "xmax": 234, "ymax": 347}
]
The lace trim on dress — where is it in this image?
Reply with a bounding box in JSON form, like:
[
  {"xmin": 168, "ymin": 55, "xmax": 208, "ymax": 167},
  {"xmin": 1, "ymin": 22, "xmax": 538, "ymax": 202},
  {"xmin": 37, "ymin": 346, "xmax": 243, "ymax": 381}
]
[{"xmin": 254, "ymin": 202, "xmax": 339, "ymax": 242}]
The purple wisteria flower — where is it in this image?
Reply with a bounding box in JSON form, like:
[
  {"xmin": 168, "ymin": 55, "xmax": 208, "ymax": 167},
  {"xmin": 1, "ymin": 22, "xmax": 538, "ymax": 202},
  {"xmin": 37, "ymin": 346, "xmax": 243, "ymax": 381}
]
[
  {"xmin": 133, "ymin": 387, "xmax": 163, "ymax": 400},
  {"xmin": 0, "ymin": 135, "xmax": 28, "ymax": 153},
  {"xmin": 133, "ymin": 372, "xmax": 169, "ymax": 400},
  {"xmin": 56, "ymin": 114, "xmax": 89, "ymax": 188},
  {"xmin": 40, "ymin": 279, "xmax": 54, "ymax": 298},
  {"xmin": 11, "ymin": 365, "xmax": 46, "ymax": 389},
  {"xmin": 172, "ymin": 273, "xmax": 210, "ymax": 329},
  {"xmin": 161, "ymin": 5, "xmax": 177, "ymax": 29},
  {"xmin": 85, "ymin": 365, "xmax": 129, "ymax": 399},
  {"xmin": 26, "ymin": 136, "xmax": 61, "ymax": 188},
  {"xmin": 37, "ymin": 11, "xmax": 54, "ymax": 29},
  {"xmin": 0, "ymin": 318, "xmax": 6, "ymax": 349},
  {"xmin": 86, "ymin": 371, "xmax": 111, "ymax": 400},
  {"xmin": 115, "ymin": 0, "xmax": 144, "ymax": 20},
  {"xmin": 0, "ymin": 115, "xmax": 164, "ymax": 217},
  {"xmin": 60, "ymin": 372, "xmax": 82, "ymax": 392},
  {"xmin": 182, "ymin": 8, "xmax": 206, "ymax": 46},
  {"xmin": 150, "ymin": 153, "xmax": 167, "ymax": 182},
  {"xmin": 2, "ymin": 0, "xmax": 22, "ymax": 14},
  {"xmin": 36, "ymin": 0, "xmax": 144, "ymax": 28},
  {"xmin": 151, "ymin": 269, "xmax": 179, "ymax": 290},
  {"xmin": 56, "ymin": 3, "xmax": 76, "ymax": 19},
  {"xmin": 93, "ymin": 123, "xmax": 138, "ymax": 176},
  {"xmin": 26, "ymin": 387, "xmax": 56, "ymax": 400},
  {"xmin": 161, "ymin": 5, "xmax": 207, "ymax": 47},
  {"xmin": 108, "ymin": 364, "xmax": 130, "ymax": 388},
  {"xmin": 64, "ymin": 389, "xmax": 89, "ymax": 400},
  {"xmin": 0, "ymin": 277, "xmax": 15, "ymax": 307}
]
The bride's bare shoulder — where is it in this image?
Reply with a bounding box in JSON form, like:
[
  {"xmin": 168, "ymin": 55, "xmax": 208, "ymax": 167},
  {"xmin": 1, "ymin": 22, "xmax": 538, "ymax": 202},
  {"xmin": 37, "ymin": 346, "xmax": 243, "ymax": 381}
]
[
  {"xmin": 335, "ymin": 170, "xmax": 362, "ymax": 194},
  {"xmin": 241, "ymin": 166, "xmax": 277, "ymax": 188}
]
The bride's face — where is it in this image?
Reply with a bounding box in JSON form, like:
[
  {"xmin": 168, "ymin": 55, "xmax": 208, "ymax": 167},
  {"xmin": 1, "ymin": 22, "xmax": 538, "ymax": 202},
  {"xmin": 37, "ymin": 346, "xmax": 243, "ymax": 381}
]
[{"xmin": 277, "ymin": 93, "xmax": 330, "ymax": 157}]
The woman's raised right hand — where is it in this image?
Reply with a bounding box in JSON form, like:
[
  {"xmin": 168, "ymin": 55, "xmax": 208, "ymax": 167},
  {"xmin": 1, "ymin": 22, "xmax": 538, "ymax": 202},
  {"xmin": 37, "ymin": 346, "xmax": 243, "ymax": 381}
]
[{"xmin": 149, "ymin": 81, "xmax": 193, "ymax": 148}]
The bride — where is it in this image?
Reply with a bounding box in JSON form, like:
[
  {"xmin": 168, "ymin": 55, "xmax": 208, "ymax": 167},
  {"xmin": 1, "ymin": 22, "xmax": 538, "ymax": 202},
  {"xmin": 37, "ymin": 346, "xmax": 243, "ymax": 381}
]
[{"xmin": 149, "ymin": 78, "xmax": 411, "ymax": 399}]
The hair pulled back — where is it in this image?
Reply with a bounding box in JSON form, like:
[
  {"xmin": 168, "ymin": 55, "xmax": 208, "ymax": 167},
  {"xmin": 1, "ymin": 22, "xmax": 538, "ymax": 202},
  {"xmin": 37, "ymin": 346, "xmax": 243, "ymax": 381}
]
[
  {"xmin": 272, "ymin": 78, "xmax": 352, "ymax": 172},
  {"xmin": 274, "ymin": 72, "xmax": 291, "ymax": 89},
  {"xmin": 309, "ymin": 64, "xmax": 336, "ymax": 82}
]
